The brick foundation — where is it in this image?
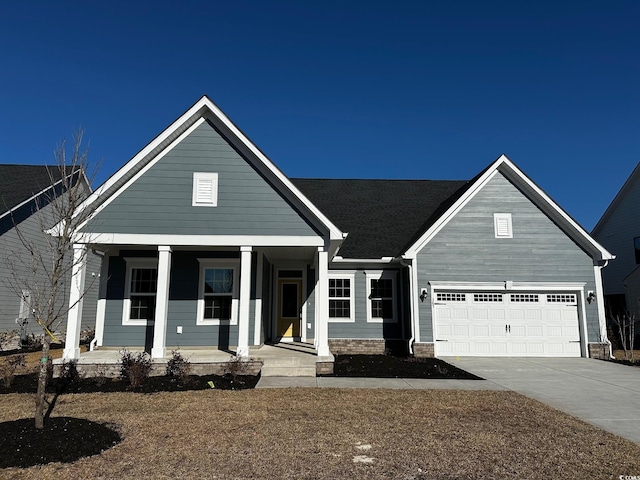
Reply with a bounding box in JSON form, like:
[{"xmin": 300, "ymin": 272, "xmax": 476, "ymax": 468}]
[
  {"xmin": 412, "ymin": 342, "xmax": 435, "ymax": 358},
  {"xmin": 316, "ymin": 361, "xmax": 334, "ymax": 375},
  {"xmin": 328, "ymin": 339, "xmax": 408, "ymax": 355},
  {"xmin": 588, "ymin": 343, "xmax": 611, "ymax": 360}
]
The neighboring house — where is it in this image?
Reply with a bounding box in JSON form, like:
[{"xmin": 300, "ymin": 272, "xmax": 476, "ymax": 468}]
[
  {"xmin": 60, "ymin": 96, "xmax": 613, "ymax": 364},
  {"xmin": 592, "ymin": 162, "xmax": 640, "ymax": 317},
  {"xmin": 0, "ymin": 165, "xmax": 98, "ymax": 336}
]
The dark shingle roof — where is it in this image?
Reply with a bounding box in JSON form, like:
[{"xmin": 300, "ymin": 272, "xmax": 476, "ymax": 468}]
[
  {"xmin": 291, "ymin": 178, "xmax": 470, "ymax": 259},
  {"xmin": 0, "ymin": 165, "xmax": 65, "ymax": 215}
]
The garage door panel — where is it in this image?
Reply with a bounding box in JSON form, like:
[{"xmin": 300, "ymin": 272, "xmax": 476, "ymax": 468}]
[{"xmin": 434, "ymin": 290, "xmax": 582, "ymax": 357}]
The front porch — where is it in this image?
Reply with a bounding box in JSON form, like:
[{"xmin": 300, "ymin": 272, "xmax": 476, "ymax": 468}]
[{"xmin": 54, "ymin": 342, "xmax": 330, "ymax": 377}]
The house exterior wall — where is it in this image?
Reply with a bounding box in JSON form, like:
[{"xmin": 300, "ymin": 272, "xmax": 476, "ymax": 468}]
[
  {"xmin": 416, "ymin": 172, "xmax": 600, "ymax": 343},
  {"xmin": 81, "ymin": 121, "xmax": 320, "ymax": 237},
  {"xmin": 102, "ymin": 250, "xmax": 247, "ymax": 348},
  {"xmin": 592, "ymin": 170, "xmax": 640, "ymax": 298},
  {"xmin": 0, "ymin": 196, "xmax": 99, "ymax": 335},
  {"xmin": 327, "ymin": 268, "xmax": 404, "ymax": 340}
]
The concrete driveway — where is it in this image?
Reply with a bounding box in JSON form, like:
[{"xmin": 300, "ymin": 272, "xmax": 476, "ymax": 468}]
[{"xmin": 443, "ymin": 357, "xmax": 640, "ymax": 445}]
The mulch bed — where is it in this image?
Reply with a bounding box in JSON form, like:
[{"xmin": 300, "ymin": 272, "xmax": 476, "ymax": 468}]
[
  {"xmin": 0, "ymin": 417, "xmax": 121, "ymax": 469},
  {"xmin": 328, "ymin": 354, "xmax": 482, "ymax": 379}
]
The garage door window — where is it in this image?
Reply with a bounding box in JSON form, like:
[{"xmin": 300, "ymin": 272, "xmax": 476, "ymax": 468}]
[
  {"xmin": 547, "ymin": 294, "xmax": 577, "ymax": 303},
  {"xmin": 510, "ymin": 294, "xmax": 539, "ymax": 302},
  {"xmin": 436, "ymin": 293, "xmax": 466, "ymax": 302},
  {"xmin": 473, "ymin": 293, "xmax": 503, "ymax": 302}
]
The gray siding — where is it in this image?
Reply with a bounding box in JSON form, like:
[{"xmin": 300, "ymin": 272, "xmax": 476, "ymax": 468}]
[
  {"xmin": 417, "ymin": 173, "xmax": 600, "ymax": 342},
  {"xmin": 0, "ymin": 198, "xmax": 98, "ymax": 335},
  {"xmin": 103, "ymin": 250, "xmax": 244, "ymax": 348},
  {"xmin": 328, "ymin": 269, "xmax": 403, "ymax": 340},
  {"xmin": 82, "ymin": 121, "xmax": 320, "ymax": 237},
  {"xmin": 593, "ymin": 170, "xmax": 640, "ymax": 296}
]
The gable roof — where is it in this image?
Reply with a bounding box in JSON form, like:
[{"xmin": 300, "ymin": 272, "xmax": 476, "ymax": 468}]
[
  {"xmin": 0, "ymin": 165, "xmax": 66, "ymax": 216},
  {"xmin": 72, "ymin": 96, "xmax": 344, "ymax": 246},
  {"xmin": 292, "ymin": 179, "xmax": 469, "ymax": 259},
  {"xmin": 591, "ymin": 161, "xmax": 640, "ymax": 237},
  {"xmin": 404, "ymin": 155, "xmax": 614, "ymax": 262}
]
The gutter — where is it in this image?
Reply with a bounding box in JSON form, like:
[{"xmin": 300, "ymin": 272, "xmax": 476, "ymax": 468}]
[{"xmin": 398, "ymin": 256, "xmax": 416, "ymax": 355}]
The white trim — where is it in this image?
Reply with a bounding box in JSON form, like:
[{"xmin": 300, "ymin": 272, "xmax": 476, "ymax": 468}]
[
  {"xmin": 73, "ymin": 232, "xmax": 324, "ymax": 247},
  {"xmin": 316, "ymin": 249, "xmax": 330, "ymax": 356},
  {"xmin": 410, "ymin": 257, "xmax": 421, "ymax": 344},
  {"xmin": 493, "ymin": 213, "xmax": 513, "ymax": 238},
  {"xmin": 327, "ymin": 271, "xmax": 356, "ymax": 323},
  {"xmin": 0, "ymin": 175, "xmax": 66, "ymax": 221},
  {"xmin": 237, "ymin": 247, "xmax": 252, "ymax": 356},
  {"xmin": 196, "ymin": 258, "xmax": 240, "ymax": 326},
  {"xmin": 151, "ymin": 246, "xmax": 172, "ymax": 359},
  {"xmin": 272, "ymin": 266, "xmax": 307, "ymax": 341},
  {"xmin": 122, "ymin": 257, "xmax": 159, "ymax": 326},
  {"xmin": 74, "ymin": 118, "xmax": 207, "ymax": 232},
  {"xmin": 404, "ymin": 155, "xmax": 614, "ymax": 261},
  {"xmin": 192, "ymin": 172, "xmax": 218, "ymax": 207},
  {"xmin": 365, "ymin": 270, "xmax": 398, "ymax": 323},
  {"xmin": 332, "ymin": 256, "xmax": 395, "ymax": 264},
  {"xmin": 62, "ymin": 245, "xmax": 88, "ymax": 360},
  {"xmin": 593, "ymin": 264, "xmax": 612, "ymax": 355},
  {"xmin": 94, "ymin": 252, "xmax": 110, "ymax": 347},
  {"xmin": 253, "ymin": 252, "xmax": 264, "ymax": 346}
]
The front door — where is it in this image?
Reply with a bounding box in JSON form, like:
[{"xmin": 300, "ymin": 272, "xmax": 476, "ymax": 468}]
[{"xmin": 277, "ymin": 279, "xmax": 302, "ymax": 338}]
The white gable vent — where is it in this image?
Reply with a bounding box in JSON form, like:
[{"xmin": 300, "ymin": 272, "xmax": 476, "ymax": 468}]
[
  {"xmin": 493, "ymin": 213, "xmax": 513, "ymax": 238},
  {"xmin": 192, "ymin": 172, "xmax": 218, "ymax": 207}
]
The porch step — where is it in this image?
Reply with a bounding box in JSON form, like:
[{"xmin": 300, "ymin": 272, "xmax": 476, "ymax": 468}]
[{"xmin": 260, "ymin": 365, "xmax": 317, "ymax": 377}]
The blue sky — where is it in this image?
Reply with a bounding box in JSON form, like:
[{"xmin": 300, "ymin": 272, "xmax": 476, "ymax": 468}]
[{"xmin": 1, "ymin": 1, "xmax": 638, "ymax": 231}]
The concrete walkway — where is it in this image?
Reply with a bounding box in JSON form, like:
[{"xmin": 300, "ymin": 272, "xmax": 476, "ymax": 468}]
[
  {"xmin": 256, "ymin": 376, "xmax": 502, "ymax": 390},
  {"xmin": 442, "ymin": 357, "xmax": 640, "ymax": 445}
]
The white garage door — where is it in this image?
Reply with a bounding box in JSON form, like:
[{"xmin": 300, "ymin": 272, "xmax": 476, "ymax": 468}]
[{"xmin": 434, "ymin": 291, "xmax": 581, "ymax": 357}]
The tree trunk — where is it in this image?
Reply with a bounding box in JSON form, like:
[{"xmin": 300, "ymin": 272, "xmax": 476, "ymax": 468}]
[{"xmin": 34, "ymin": 336, "xmax": 51, "ymax": 430}]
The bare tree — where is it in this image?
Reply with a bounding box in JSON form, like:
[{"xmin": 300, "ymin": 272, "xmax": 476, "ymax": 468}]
[
  {"xmin": 611, "ymin": 311, "xmax": 637, "ymax": 362},
  {"xmin": 5, "ymin": 130, "xmax": 97, "ymax": 429}
]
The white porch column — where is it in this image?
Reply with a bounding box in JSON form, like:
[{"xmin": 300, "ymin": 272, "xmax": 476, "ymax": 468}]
[
  {"xmin": 151, "ymin": 246, "xmax": 172, "ymax": 359},
  {"xmin": 253, "ymin": 251, "xmax": 263, "ymax": 346},
  {"xmin": 93, "ymin": 252, "xmax": 110, "ymax": 349},
  {"xmin": 63, "ymin": 244, "xmax": 88, "ymax": 360},
  {"xmin": 316, "ymin": 248, "xmax": 330, "ymax": 356},
  {"xmin": 237, "ymin": 246, "xmax": 252, "ymax": 357}
]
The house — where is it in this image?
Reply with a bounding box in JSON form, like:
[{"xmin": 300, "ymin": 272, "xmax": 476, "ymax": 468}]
[
  {"xmin": 592, "ymin": 162, "xmax": 640, "ymax": 317},
  {"xmin": 60, "ymin": 96, "xmax": 613, "ymax": 367},
  {"xmin": 0, "ymin": 165, "xmax": 98, "ymax": 337}
]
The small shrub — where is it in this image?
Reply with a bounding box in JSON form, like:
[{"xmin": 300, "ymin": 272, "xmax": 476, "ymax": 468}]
[
  {"xmin": 165, "ymin": 350, "xmax": 191, "ymax": 383},
  {"xmin": 223, "ymin": 355, "xmax": 249, "ymax": 381},
  {"xmin": 0, "ymin": 331, "xmax": 18, "ymax": 352},
  {"xmin": 92, "ymin": 363, "xmax": 110, "ymax": 387},
  {"xmin": 0, "ymin": 353, "xmax": 26, "ymax": 387},
  {"xmin": 79, "ymin": 327, "xmax": 95, "ymax": 346},
  {"xmin": 56, "ymin": 359, "xmax": 81, "ymax": 393},
  {"xmin": 120, "ymin": 350, "xmax": 152, "ymax": 388}
]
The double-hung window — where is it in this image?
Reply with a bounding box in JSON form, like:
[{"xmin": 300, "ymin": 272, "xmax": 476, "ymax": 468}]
[
  {"xmin": 328, "ymin": 272, "xmax": 355, "ymax": 322},
  {"xmin": 197, "ymin": 259, "xmax": 239, "ymax": 325},
  {"xmin": 366, "ymin": 271, "xmax": 397, "ymax": 323},
  {"xmin": 123, "ymin": 259, "xmax": 158, "ymax": 326}
]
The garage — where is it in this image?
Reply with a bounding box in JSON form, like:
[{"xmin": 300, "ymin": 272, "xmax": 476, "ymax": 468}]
[{"xmin": 433, "ymin": 290, "xmax": 582, "ymax": 357}]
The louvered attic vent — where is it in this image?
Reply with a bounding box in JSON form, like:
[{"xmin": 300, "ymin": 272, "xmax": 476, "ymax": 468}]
[
  {"xmin": 493, "ymin": 213, "xmax": 513, "ymax": 238},
  {"xmin": 192, "ymin": 172, "xmax": 218, "ymax": 207}
]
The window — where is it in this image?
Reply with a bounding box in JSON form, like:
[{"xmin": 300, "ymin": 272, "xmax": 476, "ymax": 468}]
[
  {"xmin": 635, "ymin": 237, "xmax": 640, "ymax": 264},
  {"xmin": 493, "ymin": 213, "xmax": 513, "ymax": 238},
  {"xmin": 192, "ymin": 172, "xmax": 218, "ymax": 207},
  {"xmin": 328, "ymin": 273, "xmax": 355, "ymax": 322},
  {"xmin": 436, "ymin": 293, "xmax": 466, "ymax": 302},
  {"xmin": 473, "ymin": 293, "xmax": 503, "ymax": 302},
  {"xmin": 366, "ymin": 271, "xmax": 397, "ymax": 323},
  {"xmin": 197, "ymin": 259, "xmax": 239, "ymax": 324},
  {"xmin": 122, "ymin": 258, "xmax": 158, "ymax": 326}
]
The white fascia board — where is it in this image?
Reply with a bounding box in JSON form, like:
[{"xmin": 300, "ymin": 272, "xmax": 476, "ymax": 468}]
[
  {"xmin": 1, "ymin": 175, "xmax": 68, "ymax": 222},
  {"xmin": 199, "ymin": 98, "xmax": 343, "ymax": 241},
  {"xmin": 496, "ymin": 157, "xmax": 614, "ymax": 261},
  {"xmin": 74, "ymin": 118, "xmax": 207, "ymax": 233},
  {"xmin": 428, "ymin": 281, "xmax": 587, "ymax": 291},
  {"xmin": 72, "ymin": 232, "xmax": 324, "ymax": 247}
]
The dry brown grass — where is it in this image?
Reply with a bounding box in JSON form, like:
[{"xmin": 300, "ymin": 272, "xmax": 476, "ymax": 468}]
[{"xmin": 1, "ymin": 389, "xmax": 639, "ymax": 479}]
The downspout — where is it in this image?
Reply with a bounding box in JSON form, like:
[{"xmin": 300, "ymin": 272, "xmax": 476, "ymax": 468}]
[
  {"xmin": 90, "ymin": 248, "xmax": 105, "ymax": 352},
  {"xmin": 399, "ymin": 257, "xmax": 416, "ymax": 355},
  {"xmin": 594, "ymin": 260, "xmax": 614, "ymax": 359}
]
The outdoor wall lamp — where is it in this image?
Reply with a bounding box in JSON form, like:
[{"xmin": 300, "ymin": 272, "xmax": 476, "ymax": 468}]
[
  {"xmin": 587, "ymin": 291, "xmax": 596, "ymax": 304},
  {"xmin": 420, "ymin": 288, "xmax": 428, "ymax": 302}
]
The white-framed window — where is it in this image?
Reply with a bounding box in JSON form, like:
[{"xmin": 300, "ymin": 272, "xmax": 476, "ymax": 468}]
[
  {"xmin": 366, "ymin": 270, "xmax": 397, "ymax": 323},
  {"xmin": 122, "ymin": 258, "xmax": 158, "ymax": 326},
  {"xmin": 328, "ymin": 272, "xmax": 355, "ymax": 323},
  {"xmin": 196, "ymin": 258, "xmax": 239, "ymax": 325},
  {"xmin": 493, "ymin": 213, "xmax": 513, "ymax": 238},
  {"xmin": 192, "ymin": 172, "xmax": 219, "ymax": 207}
]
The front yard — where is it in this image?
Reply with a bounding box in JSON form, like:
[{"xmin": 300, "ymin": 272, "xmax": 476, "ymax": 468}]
[{"xmin": 2, "ymin": 388, "xmax": 640, "ymax": 479}]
